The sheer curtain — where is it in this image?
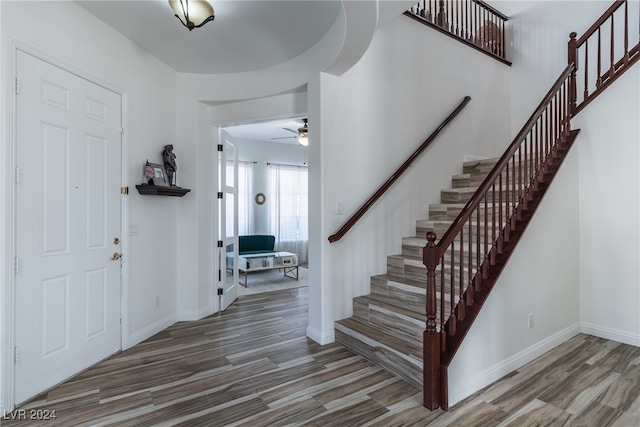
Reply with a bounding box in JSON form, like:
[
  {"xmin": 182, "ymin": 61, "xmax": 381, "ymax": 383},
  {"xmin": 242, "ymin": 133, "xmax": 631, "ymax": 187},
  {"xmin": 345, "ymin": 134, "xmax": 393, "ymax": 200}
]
[
  {"xmin": 237, "ymin": 161, "xmax": 253, "ymax": 236},
  {"xmin": 268, "ymin": 164, "xmax": 308, "ymax": 264}
]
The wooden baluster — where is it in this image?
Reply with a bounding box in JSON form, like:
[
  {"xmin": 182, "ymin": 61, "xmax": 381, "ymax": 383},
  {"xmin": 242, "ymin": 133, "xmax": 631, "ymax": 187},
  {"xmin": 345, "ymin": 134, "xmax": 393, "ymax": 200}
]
[
  {"xmin": 568, "ymin": 32, "xmax": 578, "ymax": 114},
  {"xmin": 456, "ymin": 0, "xmax": 460, "ymax": 36},
  {"xmin": 624, "ymin": 0, "xmax": 629, "ymax": 63},
  {"xmin": 475, "ymin": 206, "xmax": 481, "ymax": 290},
  {"xmin": 563, "ymin": 81, "xmax": 570, "ymax": 138},
  {"xmin": 467, "ymin": 216, "xmax": 473, "ymax": 302},
  {"xmin": 495, "ymin": 174, "xmax": 502, "ymax": 254},
  {"xmin": 437, "ymin": 0, "xmax": 445, "ymax": 28},
  {"xmin": 597, "ymin": 28, "xmax": 602, "ymax": 88},
  {"xmin": 501, "ymin": 18, "xmax": 506, "ymax": 57},
  {"xmin": 423, "ymin": 231, "xmax": 441, "ymax": 410},
  {"xmin": 465, "ymin": 0, "xmax": 470, "ymax": 39},
  {"xmin": 517, "ymin": 145, "xmax": 523, "ymax": 218},
  {"xmin": 610, "ymin": 14, "xmax": 615, "ymax": 77},
  {"xmin": 511, "ymin": 156, "xmax": 516, "ymax": 227},
  {"xmin": 473, "ymin": 1, "xmax": 478, "ymax": 45},
  {"xmin": 458, "ymin": 230, "xmax": 466, "ymax": 319},
  {"xmin": 449, "ymin": 244, "xmax": 456, "ymax": 334},
  {"xmin": 440, "ymin": 256, "xmax": 445, "ymax": 346},
  {"xmin": 482, "ymin": 195, "xmax": 489, "ymax": 278},
  {"xmin": 504, "ymin": 164, "xmax": 510, "ymax": 241},
  {"xmin": 490, "ymin": 184, "xmax": 496, "ymax": 264}
]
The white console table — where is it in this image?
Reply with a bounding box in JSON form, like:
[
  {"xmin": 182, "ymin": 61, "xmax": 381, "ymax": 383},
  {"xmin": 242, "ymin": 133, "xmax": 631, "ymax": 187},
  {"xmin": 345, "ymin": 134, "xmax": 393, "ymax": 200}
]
[{"xmin": 236, "ymin": 251, "xmax": 298, "ymax": 287}]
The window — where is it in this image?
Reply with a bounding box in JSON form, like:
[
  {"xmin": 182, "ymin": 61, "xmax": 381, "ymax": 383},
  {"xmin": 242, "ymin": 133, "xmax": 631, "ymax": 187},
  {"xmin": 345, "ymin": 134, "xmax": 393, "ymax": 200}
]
[
  {"xmin": 237, "ymin": 161, "xmax": 253, "ymax": 236},
  {"xmin": 268, "ymin": 164, "xmax": 308, "ymax": 264}
]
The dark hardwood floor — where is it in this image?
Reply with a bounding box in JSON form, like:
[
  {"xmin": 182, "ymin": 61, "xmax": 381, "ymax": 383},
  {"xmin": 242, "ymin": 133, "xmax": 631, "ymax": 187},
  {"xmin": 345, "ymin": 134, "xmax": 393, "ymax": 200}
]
[{"xmin": 4, "ymin": 287, "xmax": 640, "ymax": 426}]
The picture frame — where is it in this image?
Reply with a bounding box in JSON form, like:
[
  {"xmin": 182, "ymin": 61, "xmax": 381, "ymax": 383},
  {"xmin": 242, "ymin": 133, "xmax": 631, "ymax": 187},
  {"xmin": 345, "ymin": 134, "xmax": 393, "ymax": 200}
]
[{"xmin": 144, "ymin": 161, "xmax": 169, "ymax": 187}]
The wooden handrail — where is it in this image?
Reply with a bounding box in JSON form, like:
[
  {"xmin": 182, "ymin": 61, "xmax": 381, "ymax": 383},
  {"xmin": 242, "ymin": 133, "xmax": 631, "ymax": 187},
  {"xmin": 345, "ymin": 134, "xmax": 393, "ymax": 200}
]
[
  {"xmin": 576, "ymin": 0, "xmax": 625, "ymax": 46},
  {"xmin": 435, "ymin": 65, "xmax": 574, "ymax": 254},
  {"xmin": 327, "ymin": 96, "xmax": 471, "ymax": 243},
  {"xmin": 473, "ymin": 0, "xmax": 508, "ymax": 21}
]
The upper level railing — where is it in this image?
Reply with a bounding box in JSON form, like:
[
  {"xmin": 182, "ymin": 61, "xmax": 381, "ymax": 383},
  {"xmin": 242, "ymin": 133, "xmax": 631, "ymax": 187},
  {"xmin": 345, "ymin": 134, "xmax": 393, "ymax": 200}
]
[
  {"xmin": 328, "ymin": 96, "xmax": 471, "ymax": 243},
  {"xmin": 569, "ymin": 0, "xmax": 640, "ymax": 115},
  {"xmin": 422, "ymin": 64, "xmax": 575, "ymax": 410},
  {"xmin": 406, "ymin": 0, "xmax": 509, "ymax": 63}
]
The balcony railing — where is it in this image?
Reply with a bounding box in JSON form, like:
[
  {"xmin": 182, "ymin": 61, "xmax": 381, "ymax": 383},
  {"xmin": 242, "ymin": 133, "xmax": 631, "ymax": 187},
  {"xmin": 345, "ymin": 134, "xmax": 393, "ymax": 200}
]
[
  {"xmin": 406, "ymin": 0, "xmax": 509, "ymax": 63},
  {"xmin": 569, "ymin": 0, "xmax": 640, "ymax": 115}
]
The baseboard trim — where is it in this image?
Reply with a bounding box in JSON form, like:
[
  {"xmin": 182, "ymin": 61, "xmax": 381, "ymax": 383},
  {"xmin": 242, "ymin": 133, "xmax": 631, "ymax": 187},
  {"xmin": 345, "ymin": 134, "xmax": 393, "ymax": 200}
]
[
  {"xmin": 176, "ymin": 305, "xmax": 214, "ymax": 322},
  {"xmin": 581, "ymin": 322, "xmax": 640, "ymax": 347},
  {"xmin": 307, "ymin": 326, "xmax": 335, "ymax": 345},
  {"xmin": 126, "ymin": 314, "xmax": 176, "ymax": 349},
  {"xmin": 449, "ymin": 323, "xmax": 581, "ymax": 406}
]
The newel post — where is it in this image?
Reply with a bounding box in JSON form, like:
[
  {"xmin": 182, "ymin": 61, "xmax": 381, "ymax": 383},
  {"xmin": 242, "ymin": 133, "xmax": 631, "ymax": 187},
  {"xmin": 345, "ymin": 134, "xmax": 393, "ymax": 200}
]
[
  {"xmin": 568, "ymin": 32, "xmax": 578, "ymax": 116},
  {"xmin": 423, "ymin": 231, "xmax": 441, "ymax": 410}
]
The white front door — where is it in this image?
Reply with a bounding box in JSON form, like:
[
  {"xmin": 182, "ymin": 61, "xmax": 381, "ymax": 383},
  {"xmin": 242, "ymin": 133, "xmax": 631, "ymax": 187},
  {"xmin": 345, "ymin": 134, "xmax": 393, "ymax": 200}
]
[
  {"xmin": 14, "ymin": 51, "xmax": 123, "ymax": 404},
  {"xmin": 218, "ymin": 130, "xmax": 239, "ymax": 311}
]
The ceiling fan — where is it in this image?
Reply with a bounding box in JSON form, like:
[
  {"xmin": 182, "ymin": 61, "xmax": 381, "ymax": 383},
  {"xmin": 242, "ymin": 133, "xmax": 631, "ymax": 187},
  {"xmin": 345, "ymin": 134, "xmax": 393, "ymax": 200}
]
[{"xmin": 271, "ymin": 118, "xmax": 308, "ymax": 146}]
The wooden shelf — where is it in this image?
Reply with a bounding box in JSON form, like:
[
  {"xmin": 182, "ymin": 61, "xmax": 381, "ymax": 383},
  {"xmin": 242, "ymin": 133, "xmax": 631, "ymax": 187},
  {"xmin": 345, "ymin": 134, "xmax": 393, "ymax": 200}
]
[{"xmin": 135, "ymin": 185, "xmax": 191, "ymax": 197}]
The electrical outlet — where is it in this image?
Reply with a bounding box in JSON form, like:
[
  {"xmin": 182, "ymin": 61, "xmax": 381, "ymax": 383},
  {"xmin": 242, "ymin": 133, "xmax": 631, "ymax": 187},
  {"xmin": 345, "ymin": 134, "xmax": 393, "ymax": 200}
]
[
  {"xmin": 155, "ymin": 296, "xmax": 160, "ymax": 308},
  {"xmin": 528, "ymin": 313, "xmax": 534, "ymax": 329}
]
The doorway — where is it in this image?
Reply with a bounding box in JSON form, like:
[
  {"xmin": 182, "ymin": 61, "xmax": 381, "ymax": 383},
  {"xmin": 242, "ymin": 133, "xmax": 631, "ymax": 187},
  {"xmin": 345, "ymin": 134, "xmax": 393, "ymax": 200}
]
[{"xmin": 223, "ymin": 117, "xmax": 309, "ymax": 297}]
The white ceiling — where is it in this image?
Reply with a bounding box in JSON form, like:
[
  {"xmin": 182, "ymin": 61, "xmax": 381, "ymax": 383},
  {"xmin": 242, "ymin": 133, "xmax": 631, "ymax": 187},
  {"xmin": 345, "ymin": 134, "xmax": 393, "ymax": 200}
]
[
  {"xmin": 78, "ymin": 0, "xmax": 343, "ymax": 74},
  {"xmin": 77, "ymin": 1, "xmax": 342, "ymax": 144},
  {"xmin": 224, "ymin": 116, "xmax": 307, "ymax": 145}
]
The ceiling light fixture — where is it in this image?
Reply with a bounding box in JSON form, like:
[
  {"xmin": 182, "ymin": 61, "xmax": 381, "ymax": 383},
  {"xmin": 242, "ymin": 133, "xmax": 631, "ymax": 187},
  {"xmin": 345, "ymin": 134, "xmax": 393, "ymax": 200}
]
[
  {"xmin": 297, "ymin": 119, "xmax": 309, "ymax": 146},
  {"xmin": 169, "ymin": 0, "xmax": 215, "ymax": 31}
]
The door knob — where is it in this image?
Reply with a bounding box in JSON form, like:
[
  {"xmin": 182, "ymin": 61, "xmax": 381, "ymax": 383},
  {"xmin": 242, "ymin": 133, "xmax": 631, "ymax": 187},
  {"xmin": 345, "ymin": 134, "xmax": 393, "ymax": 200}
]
[{"xmin": 111, "ymin": 252, "xmax": 122, "ymax": 260}]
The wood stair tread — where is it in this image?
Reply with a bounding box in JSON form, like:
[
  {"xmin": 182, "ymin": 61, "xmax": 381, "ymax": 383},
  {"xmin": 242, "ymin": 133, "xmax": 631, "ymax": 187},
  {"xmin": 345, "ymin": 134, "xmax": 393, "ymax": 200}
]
[
  {"xmin": 374, "ymin": 273, "xmax": 426, "ymax": 289},
  {"xmin": 335, "ymin": 318, "xmax": 423, "ymax": 360},
  {"xmin": 354, "ymin": 293, "xmax": 426, "ymax": 320}
]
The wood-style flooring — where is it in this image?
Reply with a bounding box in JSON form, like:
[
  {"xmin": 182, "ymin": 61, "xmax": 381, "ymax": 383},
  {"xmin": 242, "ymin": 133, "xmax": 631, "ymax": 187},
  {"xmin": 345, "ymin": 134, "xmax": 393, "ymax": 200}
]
[{"xmin": 4, "ymin": 287, "xmax": 640, "ymax": 426}]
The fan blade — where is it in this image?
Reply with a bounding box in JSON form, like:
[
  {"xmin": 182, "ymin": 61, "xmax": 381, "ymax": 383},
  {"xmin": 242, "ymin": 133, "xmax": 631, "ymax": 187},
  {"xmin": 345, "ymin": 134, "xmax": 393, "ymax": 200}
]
[
  {"xmin": 283, "ymin": 127, "xmax": 298, "ymax": 134},
  {"xmin": 271, "ymin": 136, "xmax": 296, "ymax": 140}
]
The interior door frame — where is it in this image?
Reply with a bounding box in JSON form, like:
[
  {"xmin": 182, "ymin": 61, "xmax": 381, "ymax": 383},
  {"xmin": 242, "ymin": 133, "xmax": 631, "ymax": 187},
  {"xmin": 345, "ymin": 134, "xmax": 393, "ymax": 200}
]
[{"xmin": 1, "ymin": 37, "xmax": 129, "ymax": 411}]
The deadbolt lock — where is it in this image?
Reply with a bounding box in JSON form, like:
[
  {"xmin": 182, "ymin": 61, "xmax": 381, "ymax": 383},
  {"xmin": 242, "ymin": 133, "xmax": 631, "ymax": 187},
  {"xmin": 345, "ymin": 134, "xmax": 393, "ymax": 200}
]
[
  {"xmin": 113, "ymin": 237, "xmax": 120, "ymax": 245},
  {"xmin": 111, "ymin": 252, "xmax": 122, "ymax": 261}
]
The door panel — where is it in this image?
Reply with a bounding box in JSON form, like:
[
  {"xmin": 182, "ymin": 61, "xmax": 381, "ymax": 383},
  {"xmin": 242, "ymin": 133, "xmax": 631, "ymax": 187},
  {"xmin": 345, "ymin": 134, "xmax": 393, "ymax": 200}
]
[
  {"xmin": 14, "ymin": 51, "xmax": 122, "ymax": 404},
  {"xmin": 218, "ymin": 130, "xmax": 239, "ymax": 311}
]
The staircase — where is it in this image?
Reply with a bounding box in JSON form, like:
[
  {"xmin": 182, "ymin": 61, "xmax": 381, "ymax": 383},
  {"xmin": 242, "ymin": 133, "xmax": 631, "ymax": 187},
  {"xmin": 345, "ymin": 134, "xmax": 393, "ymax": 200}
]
[
  {"xmin": 333, "ymin": 0, "xmax": 639, "ymax": 411},
  {"xmin": 335, "ymin": 157, "xmax": 499, "ymax": 389}
]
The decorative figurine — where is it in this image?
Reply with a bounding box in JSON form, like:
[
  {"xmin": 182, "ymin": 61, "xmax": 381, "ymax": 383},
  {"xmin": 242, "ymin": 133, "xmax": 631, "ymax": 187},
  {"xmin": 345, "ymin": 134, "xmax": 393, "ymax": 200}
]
[{"xmin": 163, "ymin": 144, "xmax": 177, "ymax": 186}]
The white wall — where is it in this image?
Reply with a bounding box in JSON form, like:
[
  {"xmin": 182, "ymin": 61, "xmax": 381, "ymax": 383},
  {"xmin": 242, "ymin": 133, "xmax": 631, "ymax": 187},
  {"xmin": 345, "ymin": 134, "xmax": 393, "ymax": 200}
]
[
  {"xmin": 574, "ymin": 67, "xmax": 640, "ymax": 346},
  {"xmin": 1, "ymin": 0, "xmax": 178, "ymax": 409},
  {"xmin": 310, "ymin": 14, "xmax": 512, "ymax": 342}
]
